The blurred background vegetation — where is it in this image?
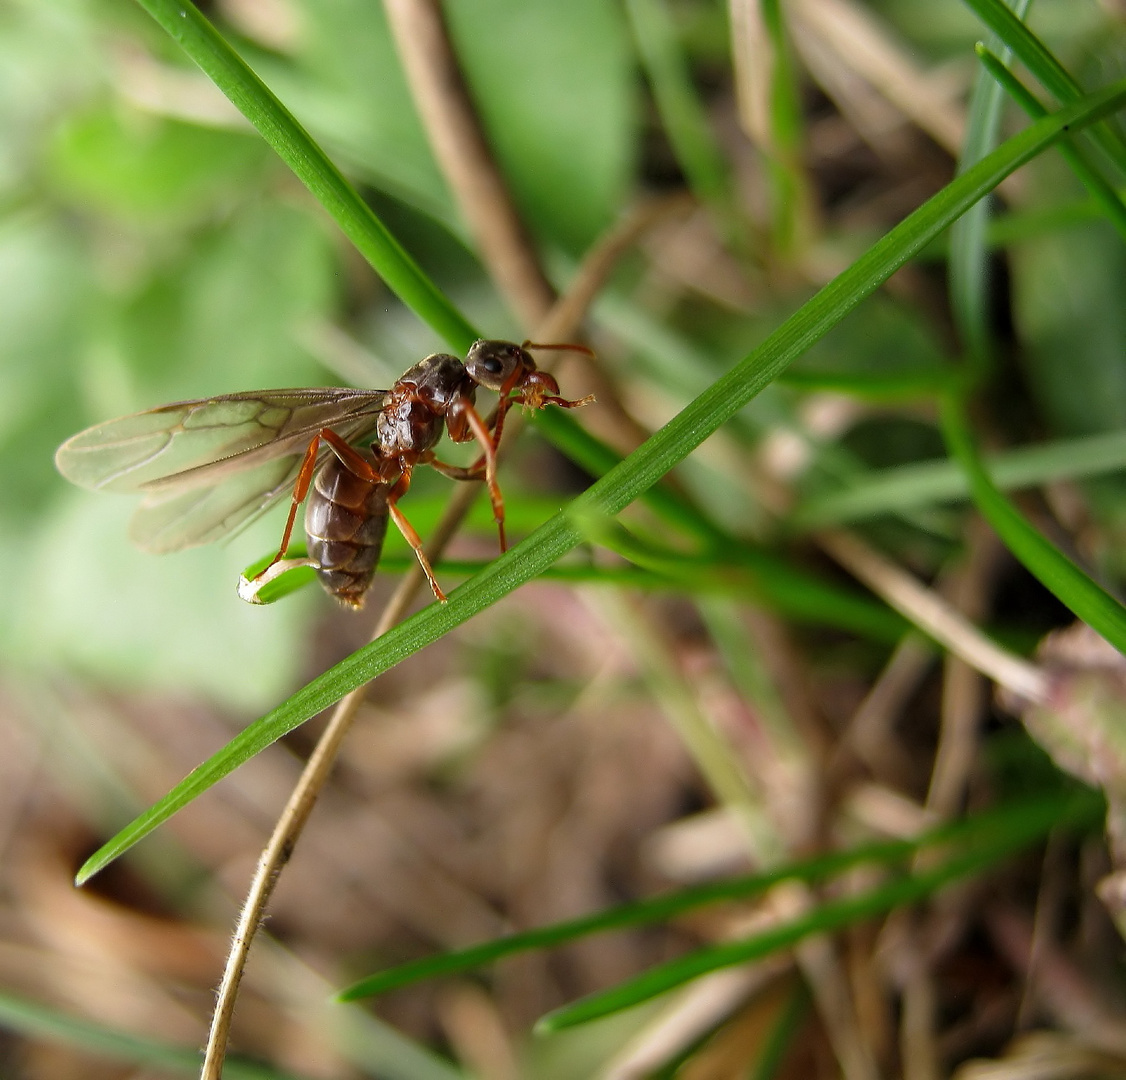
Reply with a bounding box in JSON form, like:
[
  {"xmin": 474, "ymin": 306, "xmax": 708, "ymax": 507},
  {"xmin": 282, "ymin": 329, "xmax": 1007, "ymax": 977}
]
[{"xmin": 3, "ymin": 0, "xmax": 1126, "ymax": 1077}]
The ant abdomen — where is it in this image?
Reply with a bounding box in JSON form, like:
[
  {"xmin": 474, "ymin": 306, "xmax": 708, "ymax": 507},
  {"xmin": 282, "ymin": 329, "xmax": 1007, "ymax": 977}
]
[{"xmin": 305, "ymin": 455, "xmax": 391, "ymax": 608}]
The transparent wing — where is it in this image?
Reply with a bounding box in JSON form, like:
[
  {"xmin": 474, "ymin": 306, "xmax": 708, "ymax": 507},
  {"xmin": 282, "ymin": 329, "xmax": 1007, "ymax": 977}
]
[
  {"xmin": 56, "ymin": 388, "xmax": 391, "ymax": 553},
  {"xmin": 56, "ymin": 388, "xmax": 390, "ymax": 493},
  {"xmin": 129, "ymin": 453, "xmax": 305, "ymax": 554}
]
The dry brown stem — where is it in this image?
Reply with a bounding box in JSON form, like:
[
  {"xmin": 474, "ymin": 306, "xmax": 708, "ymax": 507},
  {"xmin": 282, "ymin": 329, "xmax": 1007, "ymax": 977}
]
[{"xmin": 201, "ymin": 123, "xmax": 684, "ymax": 1080}]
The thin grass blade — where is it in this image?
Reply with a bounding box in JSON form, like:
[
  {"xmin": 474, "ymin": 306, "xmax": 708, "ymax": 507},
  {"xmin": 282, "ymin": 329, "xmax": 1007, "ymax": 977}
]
[
  {"xmin": 536, "ymin": 792, "xmax": 1100, "ymax": 1030},
  {"xmin": 949, "ymin": 0, "xmax": 1031, "ymax": 369},
  {"xmin": 0, "ymin": 991, "xmax": 302, "ymax": 1079},
  {"xmin": 960, "ymin": 0, "xmax": 1126, "ymax": 175},
  {"xmin": 940, "ymin": 394, "xmax": 1126, "ymax": 653},
  {"xmin": 977, "ymin": 46, "xmax": 1126, "ymax": 240},
  {"xmin": 624, "ymin": 0, "xmax": 733, "ymax": 216},
  {"xmin": 792, "ymin": 428, "xmax": 1126, "ymax": 528},
  {"xmin": 337, "ymin": 794, "xmax": 1087, "ymax": 1000},
  {"xmin": 77, "ymin": 80, "xmax": 1126, "ymax": 884}
]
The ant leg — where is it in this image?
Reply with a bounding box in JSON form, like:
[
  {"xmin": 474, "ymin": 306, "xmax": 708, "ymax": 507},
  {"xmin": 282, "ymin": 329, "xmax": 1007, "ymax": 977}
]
[
  {"xmin": 319, "ymin": 428, "xmax": 386, "ymax": 481},
  {"xmin": 427, "ymin": 453, "xmax": 508, "ymax": 555},
  {"xmin": 383, "ymin": 469, "xmax": 448, "ymax": 603},
  {"xmin": 260, "ymin": 433, "xmax": 324, "ymax": 574},
  {"xmin": 451, "ymin": 393, "xmax": 515, "ymax": 473},
  {"xmin": 489, "ymin": 394, "xmax": 515, "ymax": 452},
  {"xmin": 442, "ymin": 400, "xmax": 509, "ymax": 552},
  {"xmin": 320, "ymin": 432, "xmax": 450, "ymax": 603},
  {"xmin": 528, "ymin": 391, "xmax": 597, "ymax": 410},
  {"xmin": 240, "ymin": 431, "xmax": 334, "ymax": 603},
  {"xmin": 321, "ymin": 433, "xmax": 448, "ymax": 603},
  {"xmin": 428, "ymin": 457, "xmax": 483, "ymax": 481}
]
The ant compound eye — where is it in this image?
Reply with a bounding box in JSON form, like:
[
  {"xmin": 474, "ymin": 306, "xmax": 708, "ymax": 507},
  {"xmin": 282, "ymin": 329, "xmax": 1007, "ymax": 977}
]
[{"xmin": 466, "ymin": 340, "xmax": 526, "ymax": 390}]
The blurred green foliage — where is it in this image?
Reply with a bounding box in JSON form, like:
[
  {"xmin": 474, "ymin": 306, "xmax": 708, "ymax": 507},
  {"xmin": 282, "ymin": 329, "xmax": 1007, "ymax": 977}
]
[
  {"xmin": 4, "ymin": 0, "xmax": 1125, "ymax": 708},
  {"xmin": 0, "ymin": 0, "xmax": 638, "ymax": 709}
]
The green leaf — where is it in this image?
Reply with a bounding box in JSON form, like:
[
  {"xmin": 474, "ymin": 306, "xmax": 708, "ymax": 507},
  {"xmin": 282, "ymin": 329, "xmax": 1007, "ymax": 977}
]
[
  {"xmin": 77, "ymin": 76, "xmax": 1126, "ymax": 884},
  {"xmin": 47, "ymin": 106, "xmax": 270, "ymax": 220}
]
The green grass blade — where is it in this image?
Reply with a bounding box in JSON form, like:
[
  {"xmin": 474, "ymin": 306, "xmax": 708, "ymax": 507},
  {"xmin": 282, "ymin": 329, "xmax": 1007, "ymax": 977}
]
[
  {"xmin": 624, "ymin": 0, "xmax": 733, "ymax": 215},
  {"xmin": 940, "ymin": 394, "xmax": 1126, "ymax": 653},
  {"xmin": 777, "ymin": 368, "xmax": 962, "ymax": 399},
  {"xmin": 960, "ymin": 0, "xmax": 1126, "ymax": 176},
  {"xmin": 241, "ymin": 543, "xmax": 907, "ymax": 639},
  {"xmin": 791, "ymin": 427, "xmax": 1126, "ymax": 528},
  {"xmin": 571, "ymin": 514, "xmax": 906, "ymax": 640},
  {"xmin": 0, "ymin": 991, "xmax": 303, "ymax": 1079},
  {"xmin": 987, "ymin": 196, "xmax": 1126, "ymax": 245},
  {"xmin": 537, "ymin": 792, "xmax": 1099, "ymax": 1030},
  {"xmin": 76, "ymin": 80, "xmax": 1126, "ymax": 885},
  {"xmin": 540, "ymin": 850, "xmax": 1006, "ymax": 1030},
  {"xmin": 977, "ymin": 46, "xmax": 1126, "ymax": 240},
  {"xmin": 134, "ymin": 0, "xmax": 478, "ymax": 351},
  {"xmin": 337, "ymin": 794, "xmax": 1095, "ymax": 1000},
  {"xmin": 750, "ymin": 981, "xmax": 811, "ymax": 1080},
  {"xmin": 949, "ymin": 0, "xmax": 1031, "ymax": 369},
  {"xmin": 759, "ymin": 0, "xmax": 808, "ymax": 254}
]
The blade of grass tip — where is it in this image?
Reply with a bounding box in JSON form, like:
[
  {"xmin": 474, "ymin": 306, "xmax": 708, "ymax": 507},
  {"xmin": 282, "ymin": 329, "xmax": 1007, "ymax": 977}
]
[
  {"xmin": 960, "ymin": 0, "xmax": 1126, "ymax": 176},
  {"xmin": 537, "ymin": 792, "xmax": 1100, "ymax": 1031},
  {"xmin": 977, "ymin": 45, "xmax": 1126, "ymax": 241},
  {"xmin": 336, "ymin": 792, "xmax": 1094, "ymax": 1000},
  {"xmin": 77, "ymin": 79, "xmax": 1126, "ymax": 884},
  {"xmin": 939, "ymin": 393, "xmax": 1126, "ymax": 654},
  {"xmin": 949, "ymin": 0, "xmax": 1031, "ymax": 372},
  {"xmin": 135, "ymin": 0, "xmax": 479, "ymax": 352}
]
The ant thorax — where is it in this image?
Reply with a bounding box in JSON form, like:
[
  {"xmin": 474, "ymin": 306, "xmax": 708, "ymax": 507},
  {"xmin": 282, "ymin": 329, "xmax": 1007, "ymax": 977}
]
[{"xmin": 375, "ymin": 353, "xmax": 473, "ymax": 459}]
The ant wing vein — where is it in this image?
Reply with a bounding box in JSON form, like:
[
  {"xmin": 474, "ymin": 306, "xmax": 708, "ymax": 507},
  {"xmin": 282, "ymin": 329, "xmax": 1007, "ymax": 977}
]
[
  {"xmin": 55, "ymin": 388, "xmax": 391, "ymax": 554},
  {"xmin": 130, "ymin": 453, "xmax": 305, "ymax": 553},
  {"xmin": 55, "ymin": 389, "xmax": 390, "ymax": 493}
]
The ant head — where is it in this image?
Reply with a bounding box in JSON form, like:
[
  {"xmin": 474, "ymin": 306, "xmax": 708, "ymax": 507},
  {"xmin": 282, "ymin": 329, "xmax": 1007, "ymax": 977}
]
[{"xmin": 464, "ymin": 340, "xmax": 534, "ymax": 393}]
